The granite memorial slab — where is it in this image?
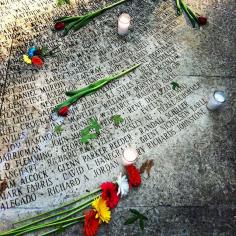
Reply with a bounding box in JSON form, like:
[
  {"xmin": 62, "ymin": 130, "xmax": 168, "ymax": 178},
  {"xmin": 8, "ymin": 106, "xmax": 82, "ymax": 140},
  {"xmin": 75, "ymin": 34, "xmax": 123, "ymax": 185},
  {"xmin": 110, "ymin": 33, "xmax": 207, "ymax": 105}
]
[{"xmin": 0, "ymin": 0, "xmax": 235, "ymax": 235}]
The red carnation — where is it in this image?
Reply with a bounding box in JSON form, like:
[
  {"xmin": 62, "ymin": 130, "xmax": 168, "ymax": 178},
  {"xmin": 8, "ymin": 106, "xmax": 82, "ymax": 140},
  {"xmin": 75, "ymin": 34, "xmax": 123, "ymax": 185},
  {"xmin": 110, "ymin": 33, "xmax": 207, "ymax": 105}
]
[
  {"xmin": 125, "ymin": 164, "xmax": 141, "ymax": 188},
  {"xmin": 197, "ymin": 16, "xmax": 207, "ymax": 26},
  {"xmin": 84, "ymin": 210, "xmax": 100, "ymax": 236},
  {"xmin": 58, "ymin": 106, "xmax": 69, "ymax": 117},
  {"xmin": 55, "ymin": 22, "xmax": 65, "ymax": 31},
  {"xmin": 31, "ymin": 56, "xmax": 43, "ymax": 67},
  {"xmin": 101, "ymin": 182, "xmax": 120, "ymax": 209}
]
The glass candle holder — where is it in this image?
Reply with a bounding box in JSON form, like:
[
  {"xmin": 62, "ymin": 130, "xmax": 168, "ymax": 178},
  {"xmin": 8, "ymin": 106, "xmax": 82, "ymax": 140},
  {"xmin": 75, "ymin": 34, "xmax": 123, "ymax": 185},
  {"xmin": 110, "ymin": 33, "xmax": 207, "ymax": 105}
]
[
  {"xmin": 121, "ymin": 147, "xmax": 138, "ymax": 166},
  {"xmin": 118, "ymin": 13, "xmax": 131, "ymax": 35},
  {"xmin": 207, "ymin": 90, "xmax": 226, "ymax": 111}
]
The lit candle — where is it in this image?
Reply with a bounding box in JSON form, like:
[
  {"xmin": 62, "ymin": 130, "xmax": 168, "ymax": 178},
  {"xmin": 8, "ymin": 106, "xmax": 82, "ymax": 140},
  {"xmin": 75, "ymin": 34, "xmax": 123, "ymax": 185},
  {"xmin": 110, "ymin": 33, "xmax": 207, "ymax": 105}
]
[
  {"xmin": 207, "ymin": 90, "xmax": 226, "ymax": 111},
  {"xmin": 118, "ymin": 13, "xmax": 131, "ymax": 35},
  {"xmin": 122, "ymin": 147, "xmax": 138, "ymax": 166}
]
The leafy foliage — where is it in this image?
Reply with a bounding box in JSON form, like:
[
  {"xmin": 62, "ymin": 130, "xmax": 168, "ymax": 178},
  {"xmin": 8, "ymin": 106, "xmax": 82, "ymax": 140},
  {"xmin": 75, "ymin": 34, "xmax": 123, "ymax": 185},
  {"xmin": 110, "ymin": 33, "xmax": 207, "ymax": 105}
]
[
  {"xmin": 112, "ymin": 115, "xmax": 124, "ymax": 126},
  {"xmin": 124, "ymin": 209, "xmax": 148, "ymax": 231},
  {"xmin": 55, "ymin": 125, "xmax": 63, "ymax": 135},
  {"xmin": 57, "ymin": 0, "xmax": 70, "ymax": 6},
  {"xmin": 80, "ymin": 118, "xmax": 101, "ymax": 144},
  {"xmin": 171, "ymin": 81, "xmax": 180, "ymax": 90}
]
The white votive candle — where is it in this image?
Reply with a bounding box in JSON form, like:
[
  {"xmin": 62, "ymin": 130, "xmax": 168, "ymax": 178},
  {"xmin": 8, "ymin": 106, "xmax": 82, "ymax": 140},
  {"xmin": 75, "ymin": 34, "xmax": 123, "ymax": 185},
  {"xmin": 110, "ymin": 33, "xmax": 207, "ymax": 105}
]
[
  {"xmin": 122, "ymin": 147, "xmax": 138, "ymax": 166},
  {"xmin": 118, "ymin": 13, "xmax": 131, "ymax": 35},
  {"xmin": 207, "ymin": 91, "xmax": 226, "ymax": 111}
]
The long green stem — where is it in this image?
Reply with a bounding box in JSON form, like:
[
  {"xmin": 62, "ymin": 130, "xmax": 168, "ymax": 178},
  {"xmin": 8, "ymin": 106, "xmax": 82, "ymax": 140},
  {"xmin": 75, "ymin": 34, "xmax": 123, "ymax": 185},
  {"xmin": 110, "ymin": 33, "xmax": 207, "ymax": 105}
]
[
  {"xmin": 14, "ymin": 188, "xmax": 100, "ymax": 225},
  {"xmin": 40, "ymin": 221, "xmax": 79, "ymax": 236},
  {"xmin": 66, "ymin": 63, "xmax": 141, "ymax": 96},
  {"xmin": 180, "ymin": 0, "xmax": 196, "ymax": 27},
  {"xmin": 14, "ymin": 216, "xmax": 84, "ymax": 236},
  {"xmin": 5, "ymin": 198, "xmax": 97, "ymax": 236},
  {"xmin": 175, "ymin": 0, "xmax": 182, "ymax": 15},
  {"xmin": 3, "ymin": 197, "xmax": 96, "ymax": 235},
  {"xmin": 54, "ymin": 63, "xmax": 141, "ymax": 112}
]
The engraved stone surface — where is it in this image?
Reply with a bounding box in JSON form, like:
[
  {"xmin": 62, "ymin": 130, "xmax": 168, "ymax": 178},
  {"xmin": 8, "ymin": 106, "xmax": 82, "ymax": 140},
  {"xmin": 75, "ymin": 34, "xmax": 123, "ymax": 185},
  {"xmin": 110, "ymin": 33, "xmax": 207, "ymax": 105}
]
[{"xmin": 0, "ymin": 0, "xmax": 235, "ymax": 235}]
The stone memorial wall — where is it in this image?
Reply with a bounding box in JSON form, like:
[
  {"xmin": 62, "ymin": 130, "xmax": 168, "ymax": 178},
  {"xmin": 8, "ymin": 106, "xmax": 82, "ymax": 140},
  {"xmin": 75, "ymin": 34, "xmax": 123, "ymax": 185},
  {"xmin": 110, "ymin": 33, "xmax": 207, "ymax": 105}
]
[{"xmin": 0, "ymin": 0, "xmax": 235, "ymax": 235}]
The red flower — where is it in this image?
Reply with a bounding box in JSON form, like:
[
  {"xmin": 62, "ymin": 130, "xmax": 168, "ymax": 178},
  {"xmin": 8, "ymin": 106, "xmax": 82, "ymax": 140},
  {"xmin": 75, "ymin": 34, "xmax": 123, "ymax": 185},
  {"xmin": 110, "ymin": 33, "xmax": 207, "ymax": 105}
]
[
  {"xmin": 197, "ymin": 16, "xmax": 207, "ymax": 26},
  {"xmin": 125, "ymin": 164, "xmax": 141, "ymax": 188},
  {"xmin": 58, "ymin": 106, "xmax": 69, "ymax": 117},
  {"xmin": 101, "ymin": 182, "xmax": 120, "ymax": 209},
  {"xmin": 84, "ymin": 210, "xmax": 100, "ymax": 236},
  {"xmin": 31, "ymin": 56, "xmax": 43, "ymax": 67},
  {"xmin": 55, "ymin": 22, "xmax": 65, "ymax": 31}
]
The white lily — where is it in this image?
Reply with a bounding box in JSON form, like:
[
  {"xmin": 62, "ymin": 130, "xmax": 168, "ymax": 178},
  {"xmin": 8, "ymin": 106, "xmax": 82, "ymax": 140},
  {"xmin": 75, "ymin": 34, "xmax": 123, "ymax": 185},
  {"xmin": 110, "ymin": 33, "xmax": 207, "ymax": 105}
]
[{"xmin": 116, "ymin": 173, "xmax": 129, "ymax": 197}]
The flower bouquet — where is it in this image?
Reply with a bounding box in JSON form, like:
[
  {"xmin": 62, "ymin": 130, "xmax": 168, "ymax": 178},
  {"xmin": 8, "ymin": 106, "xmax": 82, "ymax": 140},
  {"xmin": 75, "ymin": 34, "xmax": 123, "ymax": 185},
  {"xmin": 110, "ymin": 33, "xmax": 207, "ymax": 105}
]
[
  {"xmin": 23, "ymin": 46, "xmax": 59, "ymax": 68},
  {"xmin": 0, "ymin": 164, "xmax": 142, "ymax": 236},
  {"xmin": 175, "ymin": 0, "xmax": 207, "ymax": 27},
  {"xmin": 55, "ymin": 63, "xmax": 141, "ymax": 117},
  {"xmin": 54, "ymin": 0, "xmax": 127, "ymax": 35}
]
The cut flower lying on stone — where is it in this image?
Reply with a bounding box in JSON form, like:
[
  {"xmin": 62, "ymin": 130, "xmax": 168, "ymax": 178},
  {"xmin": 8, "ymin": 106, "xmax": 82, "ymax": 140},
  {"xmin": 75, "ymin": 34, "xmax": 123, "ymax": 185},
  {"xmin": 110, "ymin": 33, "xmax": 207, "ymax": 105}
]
[
  {"xmin": 175, "ymin": 0, "xmax": 207, "ymax": 27},
  {"xmin": 54, "ymin": 0, "xmax": 127, "ymax": 36},
  {"xmin": 55, "ymin": 64, "xmax": 141, "ymax": 116},
  {"xmin": 0, "ymin": 164, "xmax": 142, "ymax": 236}
]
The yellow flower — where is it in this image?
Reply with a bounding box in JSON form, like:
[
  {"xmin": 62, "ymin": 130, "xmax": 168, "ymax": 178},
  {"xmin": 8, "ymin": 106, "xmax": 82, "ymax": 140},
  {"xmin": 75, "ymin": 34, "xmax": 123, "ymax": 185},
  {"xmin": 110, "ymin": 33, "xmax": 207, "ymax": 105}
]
[
  {"xmin": 92, "ymin": 197, "xmax": 111, "ymax": 223},
  {"xmin": 23, "ymin": 54, "xmax": 32, "ymax": 64}
]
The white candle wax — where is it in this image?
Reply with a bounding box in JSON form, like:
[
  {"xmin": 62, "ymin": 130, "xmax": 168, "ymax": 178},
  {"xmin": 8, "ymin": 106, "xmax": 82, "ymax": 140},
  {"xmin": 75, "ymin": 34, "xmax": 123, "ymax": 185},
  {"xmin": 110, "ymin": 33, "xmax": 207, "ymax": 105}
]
[
  {"xmin": 207, "ymin": 91, "xmax": 226, "ymax": 110},
  {"xmin": 122, "ymin": 147, "xmax": 138, "ymax": 166},
  {"xmin": 118, "ymin": 13, "xmax": 131, "ymax": 35}
]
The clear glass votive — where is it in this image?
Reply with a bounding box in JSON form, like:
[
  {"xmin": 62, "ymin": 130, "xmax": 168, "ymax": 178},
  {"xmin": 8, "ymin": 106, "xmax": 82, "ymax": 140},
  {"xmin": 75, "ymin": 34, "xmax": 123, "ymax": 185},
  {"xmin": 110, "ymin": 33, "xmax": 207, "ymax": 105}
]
[{"xmin": 207, "ymin": 90, "xmax": 226, "ymax": 111}]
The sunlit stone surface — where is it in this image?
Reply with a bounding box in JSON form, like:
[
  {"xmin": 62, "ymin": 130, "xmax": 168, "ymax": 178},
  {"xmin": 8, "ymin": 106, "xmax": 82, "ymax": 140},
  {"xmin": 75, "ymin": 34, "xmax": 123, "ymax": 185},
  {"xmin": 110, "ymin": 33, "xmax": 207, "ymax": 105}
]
[{"xmin": 0, "ymin": 0, "xmax": 235, "ymax": 235}]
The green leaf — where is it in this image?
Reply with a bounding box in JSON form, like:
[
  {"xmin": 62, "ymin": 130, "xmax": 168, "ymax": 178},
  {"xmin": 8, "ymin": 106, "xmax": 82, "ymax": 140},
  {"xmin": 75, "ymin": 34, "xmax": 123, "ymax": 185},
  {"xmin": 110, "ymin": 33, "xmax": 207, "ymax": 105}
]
[
  {"xmin": 80, "ymin": 119, "xmax": 100, "ymax": 144},
  {"xmin": 171, "ymin": 81, "xmax": 180, "ymax": 90},
  {"xmin": 81, "ymin": 127, "xmax": 91, "ymax": 136},
  {"xmin": 54, "ymin": 125, "xmax": 63, "ymax": 135},
  {"xmin": 124, "ymin": 215, "xmax": 139, "ymax": 225},
  {"xmin": 89, "ymin": 118, "xmax": 101, "ymax": 134},
  {"xmin": 139, "ymin": 219, "xmax": 145, "ymax": 231},
  {"xmin": 129, "ymin": 209, "xmax": 148, "ymax": 220},
  {"xmin": 112, "ymin": 115, "xmax": 124, "ymax": 126},
  {"xmin": 80, "ymin": 134, "xmax": 90, "ymax": 144},
  {"xmin": 57, "ymin": 0, "xmax": 70, "ymax": 6},
  {"xmin": 130, "ymin": 209, "xmax": 142, "ymax": 216}
]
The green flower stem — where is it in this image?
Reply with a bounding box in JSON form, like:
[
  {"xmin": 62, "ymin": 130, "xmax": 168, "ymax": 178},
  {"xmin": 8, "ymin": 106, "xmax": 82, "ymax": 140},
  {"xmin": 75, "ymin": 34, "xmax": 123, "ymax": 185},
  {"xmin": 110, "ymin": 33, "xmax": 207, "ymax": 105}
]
[
  {"xmin": 14, "ymin": 188, "xmax": 100, "ymax": 225},
  {"xmin": 6, "ymin": 197, "xmax": 98, "ymax": 236},
  {"xmin": 185, "ymin": 5, "xmax": 198, "ymax": 22},
  {"xmin": 14, "ymin": 216, "xmax": 84, "ymax": 236},
  {"xmin": 40, "ymin": 221, "xmax": 79, "ymax": 236},
  {"xmin": 55, "ymin": 16, "xmax": 81, "ymax": 23},
  {"xmin": 180, "ymin": 0, "xmax": 196, "ymax": 27},
  {"xmin": 3, "ymin": 195, "xmax": 98, "ymax": 235},
  {"xmin": 54, "ymin": 63, "xmax": 141, "ymax": 112},
  {"xmin": 66, "ymin": 63, "xmax": 141, "ymax": 97},
  {"xmin": 175, "ymin": 0, "xmax": 182, "ymax": 15}
]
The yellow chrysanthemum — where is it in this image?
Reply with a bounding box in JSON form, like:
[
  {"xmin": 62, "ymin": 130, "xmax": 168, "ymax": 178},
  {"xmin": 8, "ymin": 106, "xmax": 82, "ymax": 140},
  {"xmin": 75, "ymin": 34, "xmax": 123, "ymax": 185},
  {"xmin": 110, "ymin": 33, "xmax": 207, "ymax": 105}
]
[
  {"xmin": 23, "ymin": 54, "xmax": 32, "ymax": 64},
  {"xmin": 92, "ymin": 197, "xmax": 111, "ymax": 223}
]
